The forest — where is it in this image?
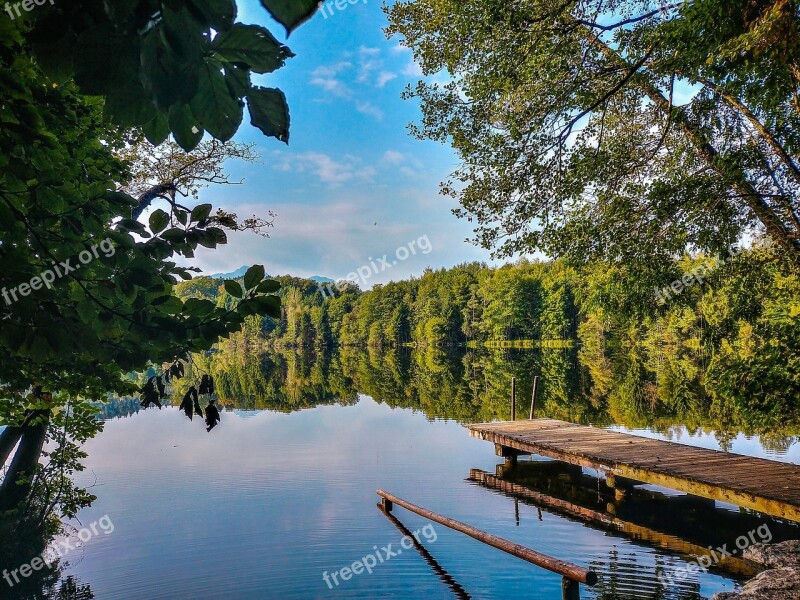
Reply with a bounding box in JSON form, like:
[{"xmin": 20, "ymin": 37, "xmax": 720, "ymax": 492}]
[{"xmin": 176, "ymin": 240, "xmax": 800, "ymax": 430}]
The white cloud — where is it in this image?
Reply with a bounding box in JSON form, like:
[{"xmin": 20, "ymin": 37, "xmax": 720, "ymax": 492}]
[
  {"xmin": 357, "ymin": 46, "xmax": 381, "ymax": 84},
  {"xmin": 404, "ymin": 61, "xmax": 424, "ymax": 77},
  {"xmin": 376, "ymin": 71, "xmax": 397, "ymax": 88},
  {"xmin": 310, "ymin": 62, "xmax": 354, "ymax": 98},
  {"xmin": 380, "ymin": 151, "xmax": 424, "ymax": 174},
  {"xmin": 273, "ymin": 151, "xmax": 376, "ymax": 187},
  {"xmin": 382, "ymin": 150, "xmax": 406, "ymax": 165},
  {"xmin": 356, "ymin": 101, "xmax": 384, "ymax": 120}
]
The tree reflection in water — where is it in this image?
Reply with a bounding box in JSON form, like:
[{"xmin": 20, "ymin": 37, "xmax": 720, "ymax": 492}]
[{"xmin": 1, "ymin": 403, "xmax": 100, "ymax": 599}]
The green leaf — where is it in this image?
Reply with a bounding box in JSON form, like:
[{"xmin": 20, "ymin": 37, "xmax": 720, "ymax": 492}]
[
  {"xmin": 190, "ymin": 60, "xmax": 243, "ymax": 141},
  {"xmin": 76, "ymin": 300, "xmax": 95, "ymax": 323},
  {"xmin": 141, "ymin": 29, "xmax": 199, "ymax": 109},
  {"xmin": 168, "ymin": 105, "xmax": 204, "ymax": 151},
  {"xmin": 224, "ymin": 279, "xmax": 243, "ymax": 298},
  {"xmin": 196, "ymin": 230, "xmax": 218, "ymax": 248},
  {"xmin": 256, "ymin": 279, "xmax": 281, "ymax": 293},
  {"xmin": 155, "ymin": 296, "xmax": 184, "ymax": 314},
  {"xmin": 149, "ymin": 209, "xmax": 170, "ymax": 234},
  {"xmin": 244, "ymin": 265, "xmax": 265, "ymax": 290},
  {"xmin": 256, "ymin": 294, "xmax": 281, "ymax": 318},
  {"xmin": 128, "ymin": 268, "xmax": 153, "ymax": 287},
  {"xmin": 30, "ymin": 23, "xmax": 76, "ymax": 83},
  {"xmin": 104, "ymin": 190, "xmax": 139, "ymax": 207},
  {"xmin": 190, "ymin": 0, "xmax": 237, "ymax": 31},
  {"xmin": 207, "ymin": 227, "xmax": 228, "ymax": 244},
  {"xmin": 117, "ymin": 218, "xmax": 147, "ymax": 233},
  {"xmin": 259, "ymin": 0, "xmax": 320, "ymax": 35},
  {"xmin": 161, "ymin": 228, "xmax": 187, "ymax": 243},
  {"xmin": 225, "ymin": 64, "xmax": 251, "ymax": 98},
  {"xmin": 237, "ymin": 298, "xmax": 261, "ymax": 316},
  {"xmin": 103, "ymin": 79, "xmax": 157, "ymax": 127},
  {"xmin": 191, "ymin": 203, "xmax": 213, "ymax": 222},
  {"xmin": 74, "ymin": 26, "xmax": 139, "ymax": 95},
  {"xmin": 162, "ymin": 4, "xmax": 209, "ymax": 61},
  {"xmin": 211, "ymin": 24, "xmax": 294, "ymax": 74},
  {"xmin": 106, "ymin": 230, "xmax": 136, "ymax": 249},
  {"xmin": 247, "ymin": 87, "xmax": 290, "ymax": 143},
  {"xmin": 182, "ymin": 297, "xmax": 216, "ymax": 317},
  {"xmin": 143, "ymin": 114, "xmax": 171, "ymax": 146}
]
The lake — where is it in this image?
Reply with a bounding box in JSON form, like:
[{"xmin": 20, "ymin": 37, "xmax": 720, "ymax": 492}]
[{"xmin": 13, "ymin": 347, "xmax": 800, "ymax": 599}]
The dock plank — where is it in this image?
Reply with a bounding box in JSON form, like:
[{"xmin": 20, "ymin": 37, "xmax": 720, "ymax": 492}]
[{"xmin": 467, "ymin": 419, "xmax": 800, "ymax": 522}]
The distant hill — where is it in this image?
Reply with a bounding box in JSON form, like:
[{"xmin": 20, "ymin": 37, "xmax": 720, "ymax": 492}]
[
  {"xmin": 209, "ymin": 266, "xmax": 333, "ymax": 284},
  {"xmin": 210, "ymin": 266, "xmax": 252, "ymax": 279}
]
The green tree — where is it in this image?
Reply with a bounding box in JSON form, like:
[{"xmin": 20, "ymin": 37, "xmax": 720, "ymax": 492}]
[{"xmin": 386, "ymin": 0, "xmax": 800, "ymax": 268}]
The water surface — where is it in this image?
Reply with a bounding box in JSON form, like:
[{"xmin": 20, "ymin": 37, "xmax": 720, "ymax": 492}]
[{"xmin": 60, "ymin": 375, "xmax": 798, "ymax": 599}]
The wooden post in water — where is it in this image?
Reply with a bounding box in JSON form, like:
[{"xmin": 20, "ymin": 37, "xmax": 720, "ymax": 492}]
[
  {"xmin": 511, "ymin": 377, "xmax": 516, "ymax": 421},
  {"xmin": 563, "ymin": 577, "xmax": 581, "ymax": 600},
  {"xmin": 529, "ymin": 375, "xmax": 539, "ymax": 420}
]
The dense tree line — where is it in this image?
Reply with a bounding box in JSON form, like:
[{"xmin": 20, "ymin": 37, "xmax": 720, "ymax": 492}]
[{"xmin": 177, "ymin": 241, "xmax": 799, "ymax": 426}]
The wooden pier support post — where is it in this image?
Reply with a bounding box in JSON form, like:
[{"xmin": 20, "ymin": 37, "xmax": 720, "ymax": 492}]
[
  {"xmin": 529, "ymin": 376, "xmax": 538, "ymax": 420},
  {"xmin": 562, "ymin": 577, "xmax": 581, "ymax": 600},
  {"xmin": 511, "ymin": 377, "xmax": 516, "ymax": 421}
]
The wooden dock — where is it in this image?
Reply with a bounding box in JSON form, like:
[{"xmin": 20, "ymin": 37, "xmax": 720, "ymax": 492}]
[{"xmin": 467, "ymin": 419, "xmax": 800, "ymax": 522}]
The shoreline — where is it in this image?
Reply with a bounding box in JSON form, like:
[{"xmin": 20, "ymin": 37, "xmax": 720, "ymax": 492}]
[{"xmin": 713, "ymin": 540, "xmax": 800, "ymax": 599}]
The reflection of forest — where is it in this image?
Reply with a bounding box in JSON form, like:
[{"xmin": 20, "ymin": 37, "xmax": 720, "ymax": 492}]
[{"xmin": 111, "ymin": 345, "xmax": 800, "ymax": 452}]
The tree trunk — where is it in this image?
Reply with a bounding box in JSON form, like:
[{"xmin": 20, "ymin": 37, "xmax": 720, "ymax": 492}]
[
  {"xmin": 0, "ymin": 426, "xmax": 24, "ymax": 467},
  {"xmin": 0, "ymin": 410, "xmax": 50, "ymax": 513}
]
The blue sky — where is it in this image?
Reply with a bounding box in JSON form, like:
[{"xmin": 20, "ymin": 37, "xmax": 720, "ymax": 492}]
[{"xmin": 192, "ymin": 0, "xmax": 501, "ymax": 285}]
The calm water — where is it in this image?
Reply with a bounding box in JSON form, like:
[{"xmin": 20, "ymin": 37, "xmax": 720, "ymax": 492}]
[{"xmin": 20, "ymin": 348, "xmax": 800, "ymax": 598}]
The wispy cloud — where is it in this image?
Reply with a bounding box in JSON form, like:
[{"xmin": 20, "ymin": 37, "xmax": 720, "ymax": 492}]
[
  {"xmin": 380, "ymin": 151, "xmax": 424, "ymax": 173},
  {"xmin": 310, "ymin": 56, "xmax": 390, "ymax": 119},
  {"xmin": 403, "ymin": 60, "xmax": 424, "ymax": 77},
  {"xmin": 274, "ymin": 151, "xmax": 376, "ymax": 188},
  {"xmin": 310, "ymin": 62, "xmax": 353, "ymax": 98},
  {"xmin": 356, "ymin": 101, "xmax": 384, "ymax": 120},
  {"xmin": 382, "ymin": 150, "xmax": 405, "ymax": 165},
  {"xmin": 376, "ymin": 71, "xmax": 397, "ymax": 88},
  {"xmin": 357, "ymin": 46, "xmax": 381, "ymax": 84}
]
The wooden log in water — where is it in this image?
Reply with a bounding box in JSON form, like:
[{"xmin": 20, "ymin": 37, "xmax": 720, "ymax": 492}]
[{"xmin": 376, "ymin": 489, "xmax": 597, "ymax": 586}]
